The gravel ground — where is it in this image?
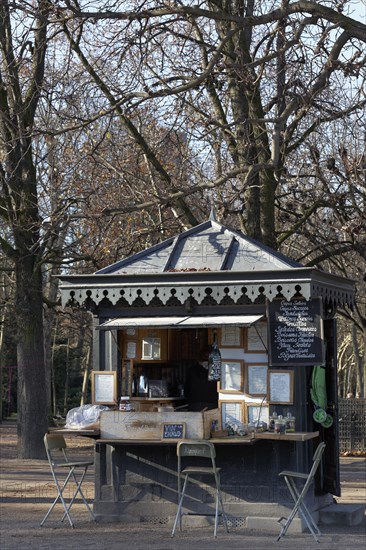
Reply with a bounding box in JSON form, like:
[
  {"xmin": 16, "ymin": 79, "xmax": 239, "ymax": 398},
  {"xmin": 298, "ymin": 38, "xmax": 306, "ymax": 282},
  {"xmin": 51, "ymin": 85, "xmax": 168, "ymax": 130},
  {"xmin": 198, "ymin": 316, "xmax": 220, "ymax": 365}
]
[{"xmin": 1, "ymin": 420, "xmax": 365, "ymax": 550}]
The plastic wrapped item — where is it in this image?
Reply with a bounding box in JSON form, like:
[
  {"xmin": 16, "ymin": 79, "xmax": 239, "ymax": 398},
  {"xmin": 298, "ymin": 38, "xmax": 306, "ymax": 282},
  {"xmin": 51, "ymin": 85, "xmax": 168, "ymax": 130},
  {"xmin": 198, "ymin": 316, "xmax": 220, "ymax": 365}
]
[{"xmin": 65, "ymin": 404, "xmax": 110, "ymax": 430}]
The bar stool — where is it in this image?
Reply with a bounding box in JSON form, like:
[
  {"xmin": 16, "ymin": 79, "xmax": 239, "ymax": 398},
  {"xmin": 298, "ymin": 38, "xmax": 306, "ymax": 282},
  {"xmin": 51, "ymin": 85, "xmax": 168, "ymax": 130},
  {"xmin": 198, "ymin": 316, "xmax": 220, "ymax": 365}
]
[{"xmin": 171, "ymin": 440, "xmax": 229, "ymax": 537}]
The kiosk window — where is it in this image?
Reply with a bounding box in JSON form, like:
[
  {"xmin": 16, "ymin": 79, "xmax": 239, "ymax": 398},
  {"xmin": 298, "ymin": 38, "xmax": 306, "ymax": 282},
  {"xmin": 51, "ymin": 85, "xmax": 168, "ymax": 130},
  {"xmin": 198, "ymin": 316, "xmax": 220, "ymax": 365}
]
[{"xmin": 142, "ymin": 333, "xmax": 161, "ymax": 360}]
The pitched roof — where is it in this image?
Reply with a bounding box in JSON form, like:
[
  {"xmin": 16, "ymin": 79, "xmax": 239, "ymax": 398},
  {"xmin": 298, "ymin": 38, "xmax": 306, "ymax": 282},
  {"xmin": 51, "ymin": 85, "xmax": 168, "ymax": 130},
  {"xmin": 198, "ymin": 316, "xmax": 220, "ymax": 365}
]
[
  {"xmin": 59, "ymin": 219, "xmax": 355, "ymax": 309},
  {"xmin": 96, "ymin": 220, "xmax": 302, "ymax": 275}
]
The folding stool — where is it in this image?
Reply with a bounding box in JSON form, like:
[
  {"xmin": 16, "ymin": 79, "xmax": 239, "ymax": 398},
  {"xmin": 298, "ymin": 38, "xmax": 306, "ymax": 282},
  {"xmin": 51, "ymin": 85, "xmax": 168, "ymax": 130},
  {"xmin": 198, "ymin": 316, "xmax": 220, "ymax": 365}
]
[
  {"xmin": 171, "ymin": 440, "xmax": 229, "ymax": 538},
  {"xmin": 277, "ymin": 441, "xmax": 326, "ymax": 542},
  {"xmin": 41, "ymin": 432, "xmax": 95, "ymax": 528}
]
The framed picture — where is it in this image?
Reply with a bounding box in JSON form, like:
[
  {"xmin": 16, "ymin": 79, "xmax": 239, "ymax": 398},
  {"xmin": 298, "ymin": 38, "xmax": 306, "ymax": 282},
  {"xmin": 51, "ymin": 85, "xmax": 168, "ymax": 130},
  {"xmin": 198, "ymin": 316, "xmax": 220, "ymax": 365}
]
[
  {"xmin": 245, "ymin": 363, "xmax": 268, "ymax": 396},
  {"xmin": 268, "ymin": 370, "xmax": 294, "ymax": 404},
  {"xmin": 219, "ymin": 360, "xmax": 244, "ymax": 393},
  {"xmin": 219, "ymin": 326, "xmax": 243, "ymax": 347},
  {"xmin": 246, "ymin": 322, "xmax": 268, "ymax": 352},
  {"xmin": 246, "ymin": 404, "xmax": 270, "ymax": 425},
  {"xmin": 92, "ymin": 371, "xmax": 117, "ymax": 405},
  {"xmin": 220, "ymin": 400, "xmax": 244, "ymax": 430}
]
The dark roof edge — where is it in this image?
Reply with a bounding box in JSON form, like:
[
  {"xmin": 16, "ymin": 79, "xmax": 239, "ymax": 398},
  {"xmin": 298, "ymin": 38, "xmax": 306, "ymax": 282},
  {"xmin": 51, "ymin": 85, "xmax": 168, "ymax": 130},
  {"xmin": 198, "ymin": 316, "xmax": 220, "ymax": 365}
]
[{"xmin": 57, "ymin": 266, "xmax": 356, "ymax": 290}]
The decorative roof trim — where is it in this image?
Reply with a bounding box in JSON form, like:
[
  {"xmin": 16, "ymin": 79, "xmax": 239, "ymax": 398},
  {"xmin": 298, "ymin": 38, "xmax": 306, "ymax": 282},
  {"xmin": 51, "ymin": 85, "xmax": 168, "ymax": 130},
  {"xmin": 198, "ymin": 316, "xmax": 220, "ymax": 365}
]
[
  {"xmin": 59, "ymin": 266, "xmax": 355, "ymax": 310},
  {"xmin": 60, "ymin": 279, "xmax": 354, "ymax": 309}
]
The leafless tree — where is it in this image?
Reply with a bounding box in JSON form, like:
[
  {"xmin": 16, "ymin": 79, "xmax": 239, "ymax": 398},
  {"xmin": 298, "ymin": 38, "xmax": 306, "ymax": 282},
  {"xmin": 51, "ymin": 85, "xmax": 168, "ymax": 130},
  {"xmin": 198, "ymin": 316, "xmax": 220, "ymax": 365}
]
[{"xmin": 1, "ymin": 1, "xmax": 365, "ymax": 455}]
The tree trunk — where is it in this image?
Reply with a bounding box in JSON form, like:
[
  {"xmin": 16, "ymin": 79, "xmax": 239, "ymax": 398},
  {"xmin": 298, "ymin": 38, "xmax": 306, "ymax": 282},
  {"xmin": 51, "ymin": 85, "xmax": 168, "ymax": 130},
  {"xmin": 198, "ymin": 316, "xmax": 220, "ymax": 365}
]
[
  {"xmin": 51, "ymin": 319, "xmax": 57, "ymax": 417},
  {"xmin": 352, "ymin": 322, "xmax": 365, "ymax": 397},
  {"xmin": 1, "ymin": 0, "xmax": 51, "ymax": 458},
  {"xmin": 208, "ymin": 0, "xmax": 277, "ymax": 245},
  {"xmin": 0, "ymin": 276, "xmax": 5, "ymax": 422},
  {"xmin": 43, "ymin": 268, "xmax": 61, "ymax": 415},
  {"xmin": 16, "ymin": 256, "xmax": 48, "ymax": 458},
  {"xmin": 63, "ymin": 337, "xmax": 70, "ymax": 416},
  {"xmin": 81, "ymin": 343, "xmax": 92, "ymax": 406}
]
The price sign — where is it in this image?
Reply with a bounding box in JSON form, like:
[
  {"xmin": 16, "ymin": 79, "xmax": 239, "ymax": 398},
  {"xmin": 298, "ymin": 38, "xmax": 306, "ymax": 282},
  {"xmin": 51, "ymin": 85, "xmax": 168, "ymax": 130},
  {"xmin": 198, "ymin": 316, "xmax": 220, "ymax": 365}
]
[{"xmin": 162, "ymin": 423, "xmax": 186, "ymax": 440}]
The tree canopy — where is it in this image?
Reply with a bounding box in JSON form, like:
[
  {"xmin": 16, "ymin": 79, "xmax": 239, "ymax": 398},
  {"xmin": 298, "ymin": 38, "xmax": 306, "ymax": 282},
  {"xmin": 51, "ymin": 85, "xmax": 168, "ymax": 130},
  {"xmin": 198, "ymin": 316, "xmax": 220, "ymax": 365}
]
[{"xmin": 0, "ymin": 0, "xmax": 365, "ymax": 456}]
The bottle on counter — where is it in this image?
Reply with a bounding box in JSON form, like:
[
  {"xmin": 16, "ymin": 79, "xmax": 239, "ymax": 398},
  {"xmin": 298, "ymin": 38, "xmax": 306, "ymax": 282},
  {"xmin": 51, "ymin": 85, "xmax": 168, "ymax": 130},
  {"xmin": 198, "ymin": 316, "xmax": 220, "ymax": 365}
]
[
  {"xmin": 274, "ymin": 415, "xmax": 286, "ymax": 434},
  {"xmin": 285, "ymin": 412, "xmax": 296, "ymax": 432},
  {"xmin": 119, "ymin": 396, "xmax": 133, "ymax": 411},
  {"xmin": 269, "ymin": 411, "xmax": 278, "ymax": 431}
]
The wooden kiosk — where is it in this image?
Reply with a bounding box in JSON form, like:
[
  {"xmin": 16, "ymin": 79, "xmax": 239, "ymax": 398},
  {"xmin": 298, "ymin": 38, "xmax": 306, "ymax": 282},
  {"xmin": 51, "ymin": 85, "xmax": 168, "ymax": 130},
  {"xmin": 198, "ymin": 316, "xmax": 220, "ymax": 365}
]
[{"xmin": 59, "ymin": 219, "xmax": 355, "ymax": 530}]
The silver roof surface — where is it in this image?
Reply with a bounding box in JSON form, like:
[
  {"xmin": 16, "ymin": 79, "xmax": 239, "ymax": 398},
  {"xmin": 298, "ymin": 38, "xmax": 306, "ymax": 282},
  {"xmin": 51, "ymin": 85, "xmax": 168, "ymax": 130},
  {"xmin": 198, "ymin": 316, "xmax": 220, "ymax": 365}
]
[{"xmin": 96, "ymin": 220, "xmax": 302, "ymax": 275}]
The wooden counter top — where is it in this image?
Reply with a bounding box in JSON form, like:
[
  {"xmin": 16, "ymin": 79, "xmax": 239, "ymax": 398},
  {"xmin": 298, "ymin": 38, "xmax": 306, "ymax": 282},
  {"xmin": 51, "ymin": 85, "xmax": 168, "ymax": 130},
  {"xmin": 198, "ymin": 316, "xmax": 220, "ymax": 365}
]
[
  {"xmin": 213, "ymin": 432, "xmax": 319, "ymax": 443},
  {"xmin": 95, "ymin": 438, "xmax": 257, "ymax": 446},
  {"xmin": 52, "ymin": 427, "xmax": 101, "ymax": 438},
  {"xmin": 94, "ymin": 432, "xmax": 319, "ymax": 445},
  {"xmin": 210, "ymin": 436, "xmax": 256, "ymax": 444},
  {"xmin": 253, "ymin": 431, "xmax": 319, "ymax": 441},
  {"xmin": 96, "ymin": 438, "xmax": 182, "ymax": 445}
]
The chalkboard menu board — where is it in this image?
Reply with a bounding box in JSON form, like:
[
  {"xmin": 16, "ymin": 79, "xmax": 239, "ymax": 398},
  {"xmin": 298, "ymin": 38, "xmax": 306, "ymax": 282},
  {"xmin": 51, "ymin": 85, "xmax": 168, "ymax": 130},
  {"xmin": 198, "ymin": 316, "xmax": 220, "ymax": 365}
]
[
  {"xmin": 162, "ymin": 423, "xmax": 186, "ymax": 440},
  {"xmin": 267, "ymin": 298, "xmax": 324, "ymax": 366}
]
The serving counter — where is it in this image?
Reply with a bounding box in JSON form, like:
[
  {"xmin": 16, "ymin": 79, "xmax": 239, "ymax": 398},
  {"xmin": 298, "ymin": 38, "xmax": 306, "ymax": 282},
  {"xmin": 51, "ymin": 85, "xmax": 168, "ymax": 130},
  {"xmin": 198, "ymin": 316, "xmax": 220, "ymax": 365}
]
[{"xmin": 93, "ymin": 410, "xmax": 320, "ymax": 524}]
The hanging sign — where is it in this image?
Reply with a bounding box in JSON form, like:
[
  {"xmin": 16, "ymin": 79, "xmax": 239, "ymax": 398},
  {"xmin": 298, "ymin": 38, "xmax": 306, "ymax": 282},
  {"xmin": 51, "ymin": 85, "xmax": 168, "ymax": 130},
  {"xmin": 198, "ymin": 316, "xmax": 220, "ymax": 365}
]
[
  {"xmin": 208, "ymin": 339, "xmax": 222, "ymax": 381},
  {"xmin": 267, "ymin": 298, "xmax": 324, "ymax": 366}
]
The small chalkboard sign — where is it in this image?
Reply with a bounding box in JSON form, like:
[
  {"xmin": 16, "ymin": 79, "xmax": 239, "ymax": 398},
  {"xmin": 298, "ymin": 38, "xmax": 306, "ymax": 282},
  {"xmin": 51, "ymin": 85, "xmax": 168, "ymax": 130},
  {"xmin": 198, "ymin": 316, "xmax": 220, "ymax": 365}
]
[{"xmin": 162, "ymin": 422, "xmax": 186, "ymax": 440}]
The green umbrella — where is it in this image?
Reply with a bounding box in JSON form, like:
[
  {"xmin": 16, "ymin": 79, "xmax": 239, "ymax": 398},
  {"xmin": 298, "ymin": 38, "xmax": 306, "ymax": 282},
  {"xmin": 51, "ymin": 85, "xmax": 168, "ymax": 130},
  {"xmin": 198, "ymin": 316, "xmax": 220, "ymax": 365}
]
[
  {"xmin": 310, "ymin": 365, "xmax": 328, "ymax": 410},
  {"xmin": 310, "ymin": 365, "xmax": 332, "ymax": 427}
]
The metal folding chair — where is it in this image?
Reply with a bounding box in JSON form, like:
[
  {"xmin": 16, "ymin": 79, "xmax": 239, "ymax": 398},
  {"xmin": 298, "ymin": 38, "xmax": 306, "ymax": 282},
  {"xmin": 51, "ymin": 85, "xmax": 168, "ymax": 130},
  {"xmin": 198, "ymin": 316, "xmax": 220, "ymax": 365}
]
[
  {"xmin": 277, "ymin": 441, "xmax": 326, "ymax": 542},
  {"xmin": 40, "ymin": 433, "xmax": 95, "ymax": 528},
  {"xmin": 171, "ymin": 440, "xmax": 229, "ymax": 538}
]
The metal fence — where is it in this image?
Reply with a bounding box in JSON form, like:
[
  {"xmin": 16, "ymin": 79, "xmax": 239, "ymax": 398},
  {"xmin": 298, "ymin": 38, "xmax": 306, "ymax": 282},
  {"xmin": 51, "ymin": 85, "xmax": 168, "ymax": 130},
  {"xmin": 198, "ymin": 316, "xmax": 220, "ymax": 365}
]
[{"xmin": 338, "ymin": 398, "xmax": 366, "ymax": 454}]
